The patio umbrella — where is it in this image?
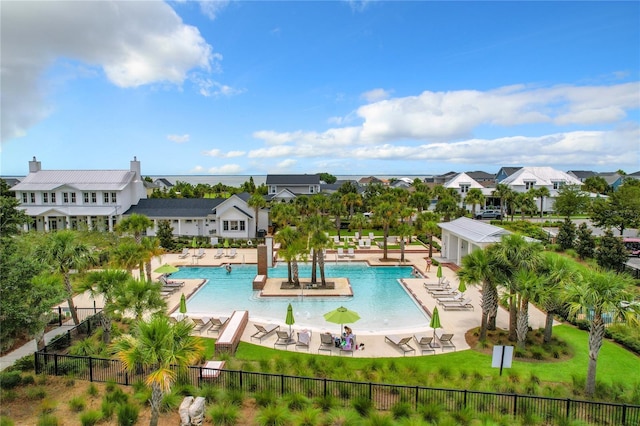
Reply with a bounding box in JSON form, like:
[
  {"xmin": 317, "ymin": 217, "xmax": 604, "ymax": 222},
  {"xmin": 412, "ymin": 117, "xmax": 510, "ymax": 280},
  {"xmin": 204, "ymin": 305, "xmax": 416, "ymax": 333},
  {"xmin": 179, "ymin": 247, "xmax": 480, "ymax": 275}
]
[
  {"xmin": 179, "ymin": 293, "xmax": 187, "ymax": 319},
  {"xmin": 154, "ymin": 264, "xmax": 179, "ymax": 275},
  {"xmin": 285, "ymin": 303, "xmax": 295, "ymax": 335},
  {"xmin": 192, "ymin": 237, "xmax": 198, "ymax": 255},
  {"xmin": 457, "ymin": 280, "xmax": 467, "ymax": 296},
  {"xmin": 436, "ymin": 264, "xmax": 443, "ymax": 283},
  {"xmin": 430, "ymin": 306, "xmax": 442, "ymax": 340},
  {"xmin": 324, "ymin": 306, "xmax": 360, "ymax": 334}
]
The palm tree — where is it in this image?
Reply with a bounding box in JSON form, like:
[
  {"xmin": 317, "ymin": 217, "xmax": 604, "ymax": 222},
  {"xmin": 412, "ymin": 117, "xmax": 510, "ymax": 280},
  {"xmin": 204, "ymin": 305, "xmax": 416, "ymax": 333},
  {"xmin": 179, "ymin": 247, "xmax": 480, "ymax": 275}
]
[
  {"xmin": 464, "ymin": 188, "xmax": 485, "ymax": 218},
  {"xmin": 302, "ymin": 214, "xmax": 332, "ymax": 285},
  {"xmin": 349, "ymin": 213, "xmax": 369, "ymax": 239},
  {"xmin": 372, "ymin": 199, "xmax": 400, "ymax": 260},
  {"xmin": 458, "ymin": 248, "xmax": 501, "ymax": 341},
  {"xmin": 396, "ymin": 223, "xmax": 413, "ymax": 263},
  {"xmin": 534, "ymin": 187, "xmax": 551, "ymax": 218},
  {"xmin": 415, "ymin": 212, "xmax": 440, "ymax": 258},
  {"xmin": 341, "ymin": 192, "xmax": 362, "ymax": 218},
  {"xmin": 115, "ymin": 279, "xmax": 166, "ymax": 321},
  {"xmin": 247, "ymin": 193, "xmax": 267, "ymax": 236},
  {"xmin": 35, "ymin": 230, "xmax": 95, "ymax": 325},
  {"xmin": 329, "ymin": 193, "xmax": 347, "ymax": 238},
  {"xmin": 111, "ymin": 316, "xmax": 204, "ymax": 426},
  {"xmin": 512, "ymin": 269, "xmax": 544, "ymax": 349},
  {"xmin": 435, "ymin": 189, "xmax": 462, "ymax": 222},
  {"xmin": 274, "ymin": 226, "xmax": 304, "ymax": 286},
  {"xmin": 564, "ymin": 269, "xmax": 638, "ymax": 397},
  {"xmin": 269, "ymin": 202, "xmax": 298, "ymax": 231},
  {"xmin": 29, "ymin": 274, "xmax": 66, "ymax": 351},
  {"xmin": 111, "ymin": 239, "xmax": 145, "ymax": 276},
  {"xmin": 409, "ymin": 190, "xmax": 431, "ymax": 213},
  {"xmin": 141, "ymin": 237, "xmax": 164, "ymax": 282},
  {"xmin": 116, "ymin": 213, "xmax": 153, "ymax": 243},
  {"xmin": 492, "ymin": 184, "xmax": 512, "ymax": 222},
  {"xmin": 79, "ymin": 269, "xmax": 130, "ymax": 344}
]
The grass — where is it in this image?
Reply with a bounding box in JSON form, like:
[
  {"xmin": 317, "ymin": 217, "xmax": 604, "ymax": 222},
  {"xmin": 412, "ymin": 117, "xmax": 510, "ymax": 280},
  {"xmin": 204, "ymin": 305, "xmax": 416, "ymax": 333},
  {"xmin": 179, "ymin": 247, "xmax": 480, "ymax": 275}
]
[{"xmin": 200, "ymin": 324, "xmax": 640, "ymax": 397}]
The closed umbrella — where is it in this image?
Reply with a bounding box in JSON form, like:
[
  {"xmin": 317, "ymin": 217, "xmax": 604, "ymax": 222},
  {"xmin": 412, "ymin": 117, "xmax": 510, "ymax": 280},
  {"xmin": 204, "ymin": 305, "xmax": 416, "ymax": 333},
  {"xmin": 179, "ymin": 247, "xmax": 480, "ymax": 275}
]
[
  {"xmin": 179, "ymin": 293, "xmax": 187, "ymax": 320},
  {"xmin": 324, "ymin": 306, "xmax": 360, "ymax": 334},
  {"xmin": 192, "ymin": 237, "xmax": 198, "ymax": 256},
  {"xmin": 430, "ymin": 306, "xmax": 442, "ymax": 340},
  {"xmin": 285, "ymin": 303, "xmax": 295, "ymax": 335},
  {"xmin": 457, "ymin": 280, "xmax": 467, "ymax": 297},
  {"xmin": 154, "ymin": 264, "xmax": 179, "ymax": 275},
  {"xmin": 436, "ymin": 264, "xmax": 443, "ymax": 284}
]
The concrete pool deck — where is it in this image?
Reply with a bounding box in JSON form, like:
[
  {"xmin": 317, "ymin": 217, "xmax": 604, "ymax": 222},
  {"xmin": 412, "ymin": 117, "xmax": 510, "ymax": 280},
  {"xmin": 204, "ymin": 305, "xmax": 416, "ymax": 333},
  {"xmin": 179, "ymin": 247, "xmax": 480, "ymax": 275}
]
[{"xmin": 153, "ymin": 243, "xmax": 550, "ymax": 358}]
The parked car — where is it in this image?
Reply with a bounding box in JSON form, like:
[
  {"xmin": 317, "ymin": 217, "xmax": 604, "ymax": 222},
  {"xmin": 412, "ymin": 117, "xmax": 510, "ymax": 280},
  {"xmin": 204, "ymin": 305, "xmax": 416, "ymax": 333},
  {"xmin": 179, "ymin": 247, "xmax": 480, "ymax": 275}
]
[{"xmin": 475, "ymin": 210, "xmax": 502, "ymax": 220}]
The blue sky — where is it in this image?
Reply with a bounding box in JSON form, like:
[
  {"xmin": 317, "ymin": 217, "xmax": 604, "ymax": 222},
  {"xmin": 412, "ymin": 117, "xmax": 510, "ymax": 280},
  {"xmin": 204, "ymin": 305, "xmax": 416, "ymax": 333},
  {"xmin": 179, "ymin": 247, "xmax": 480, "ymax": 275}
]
[{"xmin": 1, "ymin": 0, "xmax": 639, "ymax": 177}]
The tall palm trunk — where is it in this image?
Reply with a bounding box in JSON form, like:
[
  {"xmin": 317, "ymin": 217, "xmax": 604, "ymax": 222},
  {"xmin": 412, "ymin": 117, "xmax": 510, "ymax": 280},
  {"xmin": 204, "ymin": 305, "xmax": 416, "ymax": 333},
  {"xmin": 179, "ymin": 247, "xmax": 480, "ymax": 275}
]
[
  {"xmin": 516, "ymin": 297, "xmax": 529, "ymax": 349},
  {"xmin": 64, "ymin": 273, "xmax": 80, "ymax": 325},
  {"xmin": 586, "ymin": 314, "xmax": 605, "ymax": 397},
  {"xmin": 382, "ymin": 224, "xmax": 389, "ymax": 260},
  {"xmin": 145, "ymin": 260, "xmax": 153, "ymax": 282},
  {"xmin": 400, "ymin": 238, "xmax": 405, "ymax": 263},
  {"xmin": 486, "ymin": 284, "xmax": 498, "ymax": 331},
  {"xmin": 508, "ymin": 288, "xmax": 517, "ymax": 341},
  {"xmin": 286, "ymin": 260, "xmax": 293, "ymax": 284},
  {"xmin": 292, "ymin": 258, "xmax": 300, "ymax": 287},
  {"xmin": 428, "ymin": 235, "xmax": 434, "ymax": 258},
  {"xmin": 150, "ymin": 383, "xmax": 163, "ymax": 426},
  {"xmin": 100, "ymin": 314, "xmax": 112, "ymax": 344},
  {"xmin": 479, "ymin": 281, "xmax": 497, "ymax": 340},
  {"xmin": 318, "ymin": 249, "xmax": 326, "ymax": 286},
  {"xmin": 311, "ymin": 250, "xmax": 318, "ymax": 284}
]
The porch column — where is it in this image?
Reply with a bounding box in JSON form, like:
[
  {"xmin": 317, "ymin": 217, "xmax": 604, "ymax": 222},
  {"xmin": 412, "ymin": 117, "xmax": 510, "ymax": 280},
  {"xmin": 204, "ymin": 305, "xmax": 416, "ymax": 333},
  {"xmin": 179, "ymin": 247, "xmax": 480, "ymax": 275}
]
[
  {"xmin": 65, "ymin": 215, "xmax": 71, "ymax": 229},
  {"xmin": 86, "ymin": 215, "xmax": 92, "ymax": 231},
  {"xmin": 109, "ymin": 216, "xmax": 114, "ymax": 232},
  {"xmin": 44, "ymin": 215, "xmax": 49, "ymax": 232}
]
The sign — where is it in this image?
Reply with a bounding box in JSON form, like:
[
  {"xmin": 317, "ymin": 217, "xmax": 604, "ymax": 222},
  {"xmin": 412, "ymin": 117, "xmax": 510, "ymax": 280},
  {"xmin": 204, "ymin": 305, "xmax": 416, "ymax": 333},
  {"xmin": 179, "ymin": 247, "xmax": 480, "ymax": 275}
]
[{"xmin": 492, "ymin": 345, "xmax": 514, "ymax": 376}]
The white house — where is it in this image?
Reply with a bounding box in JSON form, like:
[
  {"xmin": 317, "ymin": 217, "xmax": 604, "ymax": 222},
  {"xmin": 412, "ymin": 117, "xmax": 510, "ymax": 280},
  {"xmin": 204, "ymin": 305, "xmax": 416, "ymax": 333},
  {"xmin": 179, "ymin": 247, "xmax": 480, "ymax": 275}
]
[
  {"xmin": 500, "ymin": 166, "xmax": 582, "ymax": 212},
  {"xmin": 442, "ymin": 172, "xmax": 493, "ymax": 212},
  {"xmin": 438, "ymin": 217, "xmax": 511, "ymax": 265},
  {"xmin": 11, "ymin": 157, "xmax": 146, "ymax": 232}
]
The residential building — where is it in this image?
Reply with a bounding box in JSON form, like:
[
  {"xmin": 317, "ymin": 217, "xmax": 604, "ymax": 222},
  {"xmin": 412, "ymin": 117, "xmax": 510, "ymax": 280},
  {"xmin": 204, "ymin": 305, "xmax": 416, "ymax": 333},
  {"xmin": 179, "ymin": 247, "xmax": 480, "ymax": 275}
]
[
  {"xmin": 442, "ymin": 172, "xmax": 493, "ymax": 211},
  {"xmin": 11, "ymin": 157, "xmax": 146, "ymax": 231},
  {"xmin": 266, "ymin": 174, "xmax": 321, "ymax": 201},
  {"xmin": 495, "ymin": 166, "xmax": 522, "ymax": 183},
  {"xmin": 500, "ymin": 166, "xmax": 582, "ymax": 212}
]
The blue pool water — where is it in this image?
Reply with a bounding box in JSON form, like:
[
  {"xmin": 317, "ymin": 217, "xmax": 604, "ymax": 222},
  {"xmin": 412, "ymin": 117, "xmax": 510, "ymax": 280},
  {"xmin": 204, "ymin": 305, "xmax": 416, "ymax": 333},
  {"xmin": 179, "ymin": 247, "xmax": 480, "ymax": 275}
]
[{"xmin": 171, "ymin": 263, "xmax": 430, "ymax": 334}]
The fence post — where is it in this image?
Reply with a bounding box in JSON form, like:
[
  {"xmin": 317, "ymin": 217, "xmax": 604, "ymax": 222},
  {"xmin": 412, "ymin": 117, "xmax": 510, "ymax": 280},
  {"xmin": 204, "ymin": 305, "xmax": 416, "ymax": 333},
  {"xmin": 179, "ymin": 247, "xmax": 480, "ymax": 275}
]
[
  {"xmin": 513, "ymin": 394, "xmax": 518, "ymax": 417},
  {"xmin": 566, "ymin": 398, "xmax": 571, "ymax": 420},
  {"xmin": 369, "ymin": 382, "xmax": 372, "ymax": 401},
  {"xmin": 88, "ymin": 357, "xmax": 93, "ymax": 382},
  {"xmin": 415, "ymin": 386, "xmax": 419, "ymax": 411},
  {"xmin": 67, "ymin": 330, "xmax": 71, "ymax": 347},
  {"xmin": 323, "ymin": 378, "xmax": 327, "ymax": 398},
  {"xmin": 464, "ymin": 389, "xmax": 467, "ymax": 408},
  {"xmin": 125, "ymin": 371, "xmax": 129, "ymax": 386},
  {"xmin": 58, "ymin": 306, "xmax": 62, "ymax": 326},
  {"xmin": 622, "ymin": 403, "xmax": 627, "ymax": 425},
  {"xmin": 54, "ymin": 354, "xmax": 59, "ymax": 376},
  {"xmin": 93, "ymin": 300, "xmax": 97, "ymax": 314},
  {"xmin": 280, "ymin": 374, "xmax": 285, "ymax": 395},
  {"xmin": 34, "ymin": 352, "xmax": 40, "ymax": 374},
  {"xmin": 239, "ymin": 370, "xmax": 243, "ymax": 390}
]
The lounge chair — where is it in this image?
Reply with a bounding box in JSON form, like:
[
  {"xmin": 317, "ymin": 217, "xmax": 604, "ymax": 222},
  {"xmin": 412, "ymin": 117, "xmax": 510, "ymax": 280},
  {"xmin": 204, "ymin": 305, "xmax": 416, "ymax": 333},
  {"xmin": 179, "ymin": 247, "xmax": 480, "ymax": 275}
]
[
  {"xmin": 196, "ymin": 248, "xmax": 206, "ymax": 259},
  {"xmin": 160, "ymin": 275, "xmax": 185, "ymax": 287},
  {"xmin": 369, "ymin": 232, "xmax": 375, "ymax": 240},
  {"xmin": 250, "ymin": 323, "xmax": 279, "ymax": 342},
  {"xmin": 413, "ymin": 334, "xmax": 436, "ymax": 355},
  {"xmin": 385, "ymin": 335, "xmax": 416, "ymax": 356},
  {"xmin": 337, "ymin": 247, "xmax": 346, "ymax": 258},
  {"xmin": 318, "ymin": 333, "xmax": 335, "ymax": 355},
  {"xmin": 295, "ymin": 330, "xmax": 312, "ymax": 351},
  {"xmin": 333, "ymin": 235, "xmax": 340, "ymax": 245},
  {"xmin": 206, "ymin": 317, "xmax": 229, "ymax": 335},
  {"xmin": 433, "ymin": 292, "xmax": 461, "ymax": 300},
  {"xmin": 226, "ymin": 248, "xmax": 237, "ymax": 259},
  {"xmin": 178, "ymin": 248, "xmax": 190, "ymax": 259},
  {"xmin": 214, "ymin": 248, "xmax": 224, "ymax": 259},
  {"xmin": 424, "ymin": 282, "xmax": 449, "ymax": 290},
  {"xmin": 438, "ymin": 333, "xmax": 456, "ymax": 352},
  {"xmin": 441, "ymin": 298, "xmax": 474, "ymax": 311},
  {"xmin": 201, "ymin": 360, "xmax": 226, "ymax": 380},
  {"xmin": 160, "ymin": 287, "xmax": 178, "ymax": 297},
  {"xmin": 339, "ymin": 334, "xmax": 357, "ymax": 356},
  {"xmin": 189, "ymin": 317, "xmax": 208, "ymax": 333},
  {"xmin": 347, "ymin": 248, "xmax": 355, "ymax": 258},
  {"xmin": 273, "ymin": 330, "xmax": 296, "ymax": 349}
]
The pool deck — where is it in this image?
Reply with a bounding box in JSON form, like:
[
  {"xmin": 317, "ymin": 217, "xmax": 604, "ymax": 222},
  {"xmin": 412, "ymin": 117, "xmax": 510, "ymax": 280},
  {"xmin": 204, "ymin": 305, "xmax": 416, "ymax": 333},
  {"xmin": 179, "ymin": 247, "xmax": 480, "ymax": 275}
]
[{"xmin": 146, "ymin": 244, "xmax": 550, "ymax": 358}]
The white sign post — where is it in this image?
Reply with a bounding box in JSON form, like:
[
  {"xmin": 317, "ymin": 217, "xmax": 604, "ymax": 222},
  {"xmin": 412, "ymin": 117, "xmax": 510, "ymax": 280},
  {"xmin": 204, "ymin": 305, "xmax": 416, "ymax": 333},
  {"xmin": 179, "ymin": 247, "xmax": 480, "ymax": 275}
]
[{"xmin": 492, "ymin": 345, "xmax": 514, "ymax": 376}]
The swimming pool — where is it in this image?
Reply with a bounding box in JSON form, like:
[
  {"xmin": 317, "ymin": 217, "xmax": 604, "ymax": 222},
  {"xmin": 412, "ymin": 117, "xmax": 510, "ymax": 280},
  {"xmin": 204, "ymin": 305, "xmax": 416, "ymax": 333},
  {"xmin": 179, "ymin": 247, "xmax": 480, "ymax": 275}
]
[{"xmin": 171, "ymin": 263, "xmax": 430, "ymax": 334}]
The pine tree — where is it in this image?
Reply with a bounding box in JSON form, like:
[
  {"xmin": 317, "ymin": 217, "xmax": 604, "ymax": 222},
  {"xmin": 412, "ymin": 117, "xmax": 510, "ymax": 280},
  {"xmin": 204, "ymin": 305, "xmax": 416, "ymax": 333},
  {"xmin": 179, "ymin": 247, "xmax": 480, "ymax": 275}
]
[
  {"xmin": 575, "ymin": 222, "xmax": 596, "ymax": 259},
  {"xmin": 595, "ymin": 229, "xmax": 627, "ymax": 271},
  {"xmin": 156, "ymin": 220, "xmax": 175, "ymax": 251},
  {"xmin": 556, "ymin": 218, "xmax": 576, "ymax": 251}
]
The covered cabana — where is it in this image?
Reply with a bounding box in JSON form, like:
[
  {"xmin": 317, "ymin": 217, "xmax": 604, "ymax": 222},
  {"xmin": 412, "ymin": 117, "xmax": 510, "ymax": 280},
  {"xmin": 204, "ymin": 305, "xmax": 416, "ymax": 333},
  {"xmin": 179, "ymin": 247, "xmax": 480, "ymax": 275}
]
[{"xmin": 438, "ymin": 217, "xmax": 511, "ymax": 266}]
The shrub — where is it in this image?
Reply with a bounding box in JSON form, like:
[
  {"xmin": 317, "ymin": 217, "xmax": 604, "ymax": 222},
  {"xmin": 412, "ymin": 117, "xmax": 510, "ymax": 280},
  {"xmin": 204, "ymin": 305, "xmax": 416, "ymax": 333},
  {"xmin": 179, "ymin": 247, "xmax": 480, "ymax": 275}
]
[
  {"xmin": 417, "ymin": 402, "xmax": 442, "ymax": 423},
  {"xmin": 255, "ymin": 404, "xmax": 292, "ymax": 426},
  {"xmin": 79, "ymin": 410, "xmax": 102, "ymax": 426},
  {"xmin": 254, "ymin": 390, "xmax": 276, "ymax": 407},
  {"xmin": 12, "ymin": 354, "xmax": 34, "ymax": 372},
  {"xmin": 352, "ymin": 395, "xmax": 373, "ymax": 416},
  {"xmin": 87, "ymin": 383, "xmax": 99, "ymax": 397},
  {"xmin": 26, "ymin": 386, "xmax": 47, "ymax": 400},
  {"xmin": 390, "ymin": 401, "xmax": 412, "ymax": 419},
  {"xmin": 293, "ymin": 407, "xmax": 322, "ymax": 426},
  {"xmin": 100, "ymin": 400, "xmax": 115, "ymax": 420},
  {"xmin": 285, "ymin": 392, "xmax": 310, "ymax": 411},
  {"xmin": 21, "ymin": 374, "xmax": 35, "ymax": 385},
  {"xmin": 36, "ymin": 414, "xmax": 59, "ymax": 426},
  {"xmin": 363, "ymin": 412, "xmax": 395, "ymax": 426},
  {"xmin": 105, "ymin": 387, "xmax": 129, "ymax": 405},
  {"xmin": 161, "ymin": 392, "xmax": 182, "ymax": 412},
  {"xmin": 38, "ymin": 398, "xmax": 57, "ymax": 414},
  {"xmin": 0, "ymin": 371, "xmax": 22, "ymax": 390},
  {"xmin": 208, "ymin": 402, "xmax": 240, "ymax": 426},
  {"xmin": 324, "ymin": 408, "xmax": 361, "ymax": 426},
  {"xmin": 199, "ymin": 385, "xmax": 222, "ymax": 403},
  {"xmin": 0, "ymin": 390, "xmax": 18, "ymax": 402},
  {"xmin": 68, "ymin": 396, "xmax": 86, "ymax": 412},
  {"xmin": 116, "ymin": 402, "xmax": 139, "ymax": 426},
  {"xmin": 0, "ymin": 416, "xmax": 14, "ymax": 426},
  {"xmin": 314, "ymin": 394, "xmax": 337, "ymax": 412}
]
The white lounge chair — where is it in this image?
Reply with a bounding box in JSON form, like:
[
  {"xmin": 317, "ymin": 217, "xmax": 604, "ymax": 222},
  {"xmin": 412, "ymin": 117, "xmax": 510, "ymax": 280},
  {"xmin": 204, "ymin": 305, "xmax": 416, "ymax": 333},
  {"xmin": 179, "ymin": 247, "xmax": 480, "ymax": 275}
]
[
  {"xmin": 196, "ymin": 248, "xmax": 206, "ymax": 259},
  {"xmin": 441, "ymin": 298, "xmax": 474, "ymax": 311},
  {"xmin": 226, "ymin": 248, "xmax": 237, "ymax": 259},
  {"xmin": 337, "ymin": 247, "xmax": 346, "ymax": 258},
  {"xmin": 347, "ymin": 248, "xmax": 355, "ymax": 258},
  {"xmin": 295, "ymin": 330, "xmax": 311, "ymax": 351},
  {"xmin": 213, "ymin": 248, "xmax": 224, "ymax": 259},
  {"xmin": 178, "ymin": 248, "xmax": 190, "ymax": 259}
]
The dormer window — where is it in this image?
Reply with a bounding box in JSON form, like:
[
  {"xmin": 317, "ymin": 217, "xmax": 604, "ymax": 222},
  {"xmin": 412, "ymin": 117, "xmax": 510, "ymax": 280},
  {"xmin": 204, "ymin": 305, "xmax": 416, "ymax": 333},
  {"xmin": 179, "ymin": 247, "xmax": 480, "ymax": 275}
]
[
  {"xmin": 525, "ymin": 181, "xmax": 536, "ymax": 190},
  {"xmin": 270, "ymin": 186, "xmax": 277, "ymax": 194},
  {"xmin": 552, "ymin": 181, "xmax": 563, "ymax": 190},
  {"xmin": 460, "ymin": 184, "xmax": 470, "ymax": 193}
]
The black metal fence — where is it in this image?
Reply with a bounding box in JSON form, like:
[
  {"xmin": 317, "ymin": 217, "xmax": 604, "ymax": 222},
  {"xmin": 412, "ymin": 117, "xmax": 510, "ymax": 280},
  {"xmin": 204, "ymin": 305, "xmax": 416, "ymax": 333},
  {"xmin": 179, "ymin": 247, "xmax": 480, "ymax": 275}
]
[
  {"xmin": 48, "ymin": 304, "xmax": 102, "ymax": 327},
  {"xmin": 34, "ymin": 352, "xmax": 639, "ymax": 425},
  {"xmin": 42, "ymin": 312, "xmax": 104, "ymax": 353}
]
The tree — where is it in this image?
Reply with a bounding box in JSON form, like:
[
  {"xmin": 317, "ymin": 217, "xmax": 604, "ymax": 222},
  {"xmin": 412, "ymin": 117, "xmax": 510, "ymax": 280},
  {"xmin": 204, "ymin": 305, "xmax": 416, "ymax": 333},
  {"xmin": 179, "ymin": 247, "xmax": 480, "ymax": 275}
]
[
  {"xmin": 0, "ymin": 196, "xmax": 30, "ymax": 236},
  {"xmin": 241, "ymin": 177, "xmax": 256, "ymax": 193},
  {"xmin": 330, "ymin": 193, "xmax": 347, "ymax": 238},
  {"xmin": 533, "ymin": 187, "xmax": 551, "ymax": 218},
  {"xmin": 34, "ymin": 230, "xmax": 95, "ymax": 325},
  {"xmin": 575, "ymin": 222, "xmax": 596, "ymax": 260},
  {"xmin": 79, "ymin": 269, "xmax": 130, "ymax": 344},
  {"xmin": 556, "ymin": 218, "xmax": 576, "ymax": 251},
  {"xmin": 115, "ymin": 279, "xmax": 166, "ymax": 321},
  {"xmin": 156, "ymin": 220, "xmax": 175, "ymax": 251},
  {"xmin": 395, "ymin": 223, "xmax": 413, "ymax": 263},
  {"xmin": 116, "ymin": 213, "xmax": 153, "ymax": 243},
  {"xmin": 492, "ymin": 184, "xmax": 513, "ymax": 222},
  {"xmin": 372, "ymin": 198, "xmax": 400, "ymax": 260},
  {"xmin": 582, "ymin": 176, "xmax": 609, "ymax": 195},
  {"xmin": 595, "ymin": 229, "xmax": 628, "ymax": 271},
  {"xmin": 337, "ymin": 180, "xmax": 358, "ymax": 195},
  {"xmin": 512, "ymin": 268, "xmax": 544, "ymax": 349},
  {"xmin": 553, "ymin": 185, "xmax": 589, "ymax": 218},
  {"xmin": 409, "ymin": 190, "xmax": 431, "ymax": 213},
  {"xmin": 349, "ymin": 213, "xmax": 369, "ymax": 239},
  {"xmin": 564, "ymin": 269, "xmax": 638, "ymax": 397},
  {"xmin": 434, "ymin": 189, "xmax": 462, "ymax": 222},
  {"xmin": 274, "ymin": 226, "xmax": 304, "ymax": 286},
  {"xmin": 111, "ymin": 239, "xmax": 145, "ymax": 275},
  {"xmin": 590, "ymin": 182, "xmax": 640, "ymax": 235},
  {"xmin": 458, "ymin": 248, "xmax": 500, "ymax": 341},
  {"xmin": 302, "ymin": 214, "xmax": 332, "ymax": 285},
  {"xmin": 464, "ymin": 188, "xmax": 485, "ymax": 218},
  {"xmin": 318, "ymin": 172, "xmax": 337, "ymax": 184},
  {"xmin": 141, "ymin": 237, "xmax": 164, "ymax": 283},
  {"xmin": 269, "ymin": 202, "xmax": 298, "ymax": 231},
  {"xmin": 111, "ymin": 315, "xmax": 204, "ymax": 426},
  {"xmin": 28, "ymin": 274, "xmax": 67, "ymax": 351},
  {"xmin": 414, "ymin": 212, "xmax": 440, "ymax": 258},
  {"xmin": 341, "ymin": 192, "xmax": 362, "ymax": 218},
  {"xmin": 247, "ymin": 193, "xmax": 267, "ymax": 236}
]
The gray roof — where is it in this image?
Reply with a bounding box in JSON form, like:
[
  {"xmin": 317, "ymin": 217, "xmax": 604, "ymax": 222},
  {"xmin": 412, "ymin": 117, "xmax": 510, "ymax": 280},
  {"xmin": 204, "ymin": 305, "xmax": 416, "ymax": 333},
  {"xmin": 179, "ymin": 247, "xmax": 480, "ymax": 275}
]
[
  {"xmin": 438, "ymin": 217, "xmax": 511, "ymax": 244},
  {"xmin": 466, "ymin": 171, "xmax": 495, "ymax": 181},
  {"xmin": 11, "ymin": 170, "xmax": 136, "ymax": 191},
  {"xmin": 568, "ymin": 170, "xmax": 597, "ymax": 179},
  {"xmin": 266, "ymin": 174, "xmax": 320, "ymax": 185},
  {"xmin": 123, "ymin": 198, "xmax": 224, "ymax": 218}
]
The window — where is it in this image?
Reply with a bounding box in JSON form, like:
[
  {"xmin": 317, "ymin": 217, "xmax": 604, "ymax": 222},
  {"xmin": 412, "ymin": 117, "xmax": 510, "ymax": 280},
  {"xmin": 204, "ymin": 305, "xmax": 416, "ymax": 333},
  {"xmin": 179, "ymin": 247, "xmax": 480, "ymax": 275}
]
[
  {"xmin": 50, "ymin": 192, "xmax": 56, "ymax": 203},
  {"xmin": 104, "ymin": 193, "xmax": 109, "ymax": 203},
  {"xmin": 525, "ymin": 181, "xmax": 536, "ymax": 190},
  {"xmin": 22, "ymin": 193, "xmax": 28, "ymax": 204},
  {"xmin": 552, "ymin": 181, "xmax": 563, "ymax": 190},
  {"xmin": 460, "ymin": 184, "xmax": 470, "ymax": 194},
  {"xmin": 71, "ymin": 193, "xmax": 76, "ymax": 203},
  {"xmin": 84, "ymin": 192, "xmax": 89, "ymax": 203},
  {"xmin": 309, "ymin": 185, "xmax": 315, "ymax": 194},
  {"xmin": 111, "ymin": 192, "xmax": 117, "ymax": 203},
  {"xmin": 240, "ymin": 221, "xmax": 245, "ymax": 231},
  {"xmin": 223, "ymin": 220, "xmax": 244, "ymax": 231},
  {"xmin": 30, "ymin": 193, "xmax": 35, "ymax": 203},
  {"xmin": 43, "ymin": 193, "xmax": 48, "ymax": 203},
  {"xmin": 63, "ymin": 193, "xmax": 69, "ymax": 203},
  {"xmin": 91, "ymin": 192, "xmax": 97, "ymax": 203},
  {"xmin": 270, "ymin": 186, "xmax": 277, "ymax": 194}
]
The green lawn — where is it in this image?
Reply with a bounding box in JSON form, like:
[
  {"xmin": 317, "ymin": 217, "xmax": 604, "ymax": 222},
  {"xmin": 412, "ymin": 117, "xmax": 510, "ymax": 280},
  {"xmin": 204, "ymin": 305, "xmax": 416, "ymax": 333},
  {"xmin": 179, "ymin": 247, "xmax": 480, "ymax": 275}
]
[{"xmin": 202, "ymin": 325, "xmax": 640, "ymax": 394}]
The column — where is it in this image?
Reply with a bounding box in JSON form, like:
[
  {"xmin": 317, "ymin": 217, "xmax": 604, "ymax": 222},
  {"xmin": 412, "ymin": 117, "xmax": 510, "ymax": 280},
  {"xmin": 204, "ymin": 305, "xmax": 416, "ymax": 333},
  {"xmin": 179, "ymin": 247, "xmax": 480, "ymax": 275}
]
[
  {"xmin": 86, "ymin": 215, "xmax": 92, "ymax": 231},
  {"xmin": 44, "ymin": 215, "xmax": 49, "ymax": 232}
]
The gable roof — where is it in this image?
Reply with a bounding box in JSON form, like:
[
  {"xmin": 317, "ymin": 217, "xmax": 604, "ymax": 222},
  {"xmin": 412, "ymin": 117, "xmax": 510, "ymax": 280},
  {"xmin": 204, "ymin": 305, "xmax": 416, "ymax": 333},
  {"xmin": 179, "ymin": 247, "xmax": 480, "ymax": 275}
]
[
  {"xmin": 567, "ymin": 170, "xmax": 597, "ymax": 180},
  {"xmin": 11, "ymin": 170, "xmax": 136, "ymax": 191},
  {"xmin": 501, "ymin": 167, "xmax": 581, "ymax": 186},
  {"xmin": 443, "ymin": 172, "xmax": 485, "ymax": 190},
  {"xmin": 154, "ymin": 178, "xmax": 174, "ymax": 187},
  {"xmin": 266, "ymin": 174, "xmax": 320, "ymax": 185},
  {"xmin": 438, "ymin": 217, "xmax": 511, "ymax": 244},
  {"xmin": 466, "ymin": 171, "xmax": 495, "ymax": 181},
  {"xmin": 123, "ymin": 198, "xmax": 224, "ymax": 218}
]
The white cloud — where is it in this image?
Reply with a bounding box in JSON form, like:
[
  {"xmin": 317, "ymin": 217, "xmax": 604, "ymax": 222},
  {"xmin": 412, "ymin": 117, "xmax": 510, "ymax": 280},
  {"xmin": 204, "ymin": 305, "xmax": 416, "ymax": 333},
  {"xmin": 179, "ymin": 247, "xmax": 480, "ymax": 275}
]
[
  {"xmin": 167, "ymin": 134, "xmax": 190, "ymax": 143},
  {"xmin": 193, "ymin": 76, "xmax": 245, "ymax": 97},
  {"xmin": 190, "ymin": 165, "xmax": 205, "ymax": 173},
  {"xmin": 199, "ymin": 0, "xmax": 231, "ymax": 20},
  {"xmin": 276, "ymin": 159, "xmax": 297, "ymax": 170},
  {"xmin": 226, "ymin": 150, "xmax": 245, "ymax": 158},
  {"xmin": 203, "ymin": 148, "xmax": 246, "ymax": 158},
  {"xmin": 207, "ymin": 164, "xmax": 243, "ymax": 174},
  {"xmin": 361, "ymin": 88, "xmax": 392, "ymax": 102},
  {"xmin": 1, "ymin": 0, "xmax": 215, "ymax": 142}
]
